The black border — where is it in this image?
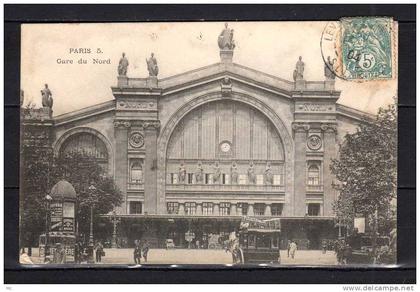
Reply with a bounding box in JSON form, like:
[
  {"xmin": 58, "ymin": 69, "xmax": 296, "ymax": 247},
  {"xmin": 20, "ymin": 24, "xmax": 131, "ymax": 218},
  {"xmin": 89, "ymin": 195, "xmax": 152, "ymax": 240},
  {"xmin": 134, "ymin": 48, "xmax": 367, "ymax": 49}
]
[{"xmin": 4, "ymin": 4, "xmax": 416, "ymax": 284}]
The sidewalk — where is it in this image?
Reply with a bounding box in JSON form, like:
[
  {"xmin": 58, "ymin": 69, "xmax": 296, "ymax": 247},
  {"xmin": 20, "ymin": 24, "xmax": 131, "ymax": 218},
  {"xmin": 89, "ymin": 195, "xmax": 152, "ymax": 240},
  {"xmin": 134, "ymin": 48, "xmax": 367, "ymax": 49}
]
[{"xmin": 27, "ymin": 248, "xmax": 337, "ymax": 265}]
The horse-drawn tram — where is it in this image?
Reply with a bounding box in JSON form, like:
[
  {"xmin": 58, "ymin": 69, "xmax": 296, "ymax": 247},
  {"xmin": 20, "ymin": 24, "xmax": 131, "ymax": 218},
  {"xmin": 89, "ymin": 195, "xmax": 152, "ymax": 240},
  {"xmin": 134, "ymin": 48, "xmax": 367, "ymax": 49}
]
[{"xmin": 238, "ymin": 217, "xmax": 281, "ymax": 264}]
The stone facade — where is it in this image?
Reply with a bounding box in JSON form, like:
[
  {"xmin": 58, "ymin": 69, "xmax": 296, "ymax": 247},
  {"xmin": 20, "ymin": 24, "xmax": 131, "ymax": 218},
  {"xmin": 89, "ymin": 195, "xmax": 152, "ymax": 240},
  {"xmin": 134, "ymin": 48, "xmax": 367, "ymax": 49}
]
[{"xmin": 30, "ymin": 53, "xmax": 370, "ymax": 248}]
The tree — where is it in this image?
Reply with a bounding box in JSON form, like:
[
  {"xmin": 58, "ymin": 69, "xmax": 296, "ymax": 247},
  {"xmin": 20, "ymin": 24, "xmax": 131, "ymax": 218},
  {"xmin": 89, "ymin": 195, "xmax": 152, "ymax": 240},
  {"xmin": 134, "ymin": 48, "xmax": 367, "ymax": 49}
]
[
  {"xmin": 331, "ymin": 100, "xmax": 397, "ymax": 255},
  {"xmin": 20, "ymin": 142, "xmax": 53, "ymax": 252},
  {"xmin": 51, "ymin": 152, "xmax": 122, "ymax": 238},
  {"xmin": 21, "ymin": 147, "xmax": 122, "ymax": 249}
]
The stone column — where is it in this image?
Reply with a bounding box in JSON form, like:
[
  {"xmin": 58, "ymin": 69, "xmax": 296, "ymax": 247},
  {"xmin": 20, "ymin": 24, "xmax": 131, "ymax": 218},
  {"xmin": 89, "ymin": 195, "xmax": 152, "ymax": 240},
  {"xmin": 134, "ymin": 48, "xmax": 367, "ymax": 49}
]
[
  {"xmin": 230, "ymin": 203, "xmax": 237, "ymax": 216},
  {"xmin": 196, "ymin": 203, "xmax": 202, "ymax": 215},
  {"xmin": 143, "ymin": 121, "xmax": 160, "ymax": 214},
  {"xmin": 264, "ymin": 204, "xmax": 272, "ymax": 217},
  {"xmin": 214, "ymin": 203, "xmax": 220, "ymax": 216},
  {"xmin": 321, "ymin": 124, "xmax": 337, "ymax": 216},
  {"xmin": 247, "ymin": 204, "xmax": 254, "ymax": 216},
  {"xmin": 114, "ymin": 121, "xmax": 130, "ymax": 214},
  {"xmin": 292, "ymin": 123, "xmax": 309, "ymax": 216}
]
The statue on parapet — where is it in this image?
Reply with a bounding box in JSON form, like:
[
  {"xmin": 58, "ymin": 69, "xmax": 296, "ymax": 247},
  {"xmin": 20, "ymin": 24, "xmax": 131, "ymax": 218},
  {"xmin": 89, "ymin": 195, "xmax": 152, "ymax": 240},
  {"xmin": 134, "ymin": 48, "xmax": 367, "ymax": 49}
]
[
  {"xmin": 264, "ymin": 162, "xmax": 274, "ymax": 185},
  {"xmin": 218, "ymin": 23, "xmax": 235, "ymax": 50},
  {"xmin": 324, "ymin": 56, "xmax": 336, "ymax": 80},
  {"xmin": 41, "ymin": 84, "xmax": 53, "ymax": 108},
  {"xmin": 146, "ymin": 53, "xmax": 159, "ymax": 77},
  {"xmin": 293, "ymin": 56, "xmax": 305, "ymax": 81},
  {"xmin": 178, "ymin": 162, "xmax": 186, "ymax": 184},
  {"xmin": 247, "ymin": 161, "xmax": 256, "ymax": 184},
  {"xmin": 20, "ymin": 90, "xmax": 24, "ymax": 107},
  {"xmin": 213, "ymin": 161, "xmax": 221, "ymax": 184},
  {"xmin": 231, "ymin": 162, "xmax": 238, "ymax": 184},
  {"xmin": 118, "ymin": 52, "xmax": 129, "ymax": 76}
]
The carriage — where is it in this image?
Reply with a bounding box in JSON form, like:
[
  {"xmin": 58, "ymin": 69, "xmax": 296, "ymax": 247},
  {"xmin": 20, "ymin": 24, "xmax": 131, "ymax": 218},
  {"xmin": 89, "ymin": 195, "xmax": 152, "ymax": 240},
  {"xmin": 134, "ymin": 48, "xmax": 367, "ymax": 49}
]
[{"xmin": 237, "ymin": 217, "xmax": 281, "ymax": 264}]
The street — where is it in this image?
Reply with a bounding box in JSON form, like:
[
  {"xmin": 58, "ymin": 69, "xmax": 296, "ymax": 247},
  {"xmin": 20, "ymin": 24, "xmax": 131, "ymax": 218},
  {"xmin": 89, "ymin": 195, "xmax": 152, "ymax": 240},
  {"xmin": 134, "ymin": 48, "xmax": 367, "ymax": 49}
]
[{"xmin": 27, "ymin": 248, "xmax": 337, "ymax": 265}]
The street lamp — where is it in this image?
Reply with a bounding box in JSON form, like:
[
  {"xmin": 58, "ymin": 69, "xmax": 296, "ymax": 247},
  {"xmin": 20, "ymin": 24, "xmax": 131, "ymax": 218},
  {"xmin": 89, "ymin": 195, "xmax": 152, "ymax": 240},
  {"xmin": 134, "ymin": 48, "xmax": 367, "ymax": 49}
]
[
  {"xmin": 87, "ymin": 184, "xmax": 97, "ymax": 263},
  {"xmin": 44, "ymin": 194, "xmax": 53, "ymax": 262},
  {"xmin": 111, "ymin": 210, "xmax": 121, "ymax": 248}
]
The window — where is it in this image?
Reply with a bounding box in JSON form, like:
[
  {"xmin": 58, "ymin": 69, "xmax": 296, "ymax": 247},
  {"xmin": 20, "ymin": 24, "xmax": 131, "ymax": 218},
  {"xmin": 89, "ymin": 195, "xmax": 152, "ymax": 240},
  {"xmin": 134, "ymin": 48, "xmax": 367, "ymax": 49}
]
[
  {"xmin": 238, "ymin": 174, "xmax": 247, "ymax": 185},
  {"xmin": 307, "ymin": 203, "xmax": 321, "ymax": 216},
  {"xmin": 185, "ymin": 202, "xmax": 196, "ymax": 215},
  {"xmin": 273, "ymin": 175, "xmax": 281, "ymax": 186},
  {"xmin": 254, "ymin": 203, "xmax": 265, "ymax": 216},
  {"xmin": 188, "ymin": 173, "xmax": 194, "ymax": 184},
  {"xmin": 202, "ymin": 202, "xmax": 213, "ymax": 215},
  {"xmin": 129, "ymin": 202, "xmax": 142, "ymax": 214},
  {"xmin": 167, "ymin": 202, "xmax": 179, "ymax": 214},
  {"xmin": 238, "ymin": 203, "xmax": 248, "ymax": 215},
  {"xmin": 271, "ymin": 203, "xmax": 283, "ymax": 216},
  {"xmin": 205, "ymin": 174, "xmax": 213, "ymax": 184},
  {"xmin": 220, "ymin": 203, "xmax": 230, "ymax": 215},
  {"xmin": 308, "ymin": 164, "xmax": 320, "ymax": 185},
  {"xmin": 131, "ymin": 161, "xmax": 143, "ymax": 183},
  {"xmin": 222, "ymin": 174, "xmax": 229, "ymax": 184},
  {"xmin": 170, "ymin": 173, "xmax": 178, "ymax": 184}
]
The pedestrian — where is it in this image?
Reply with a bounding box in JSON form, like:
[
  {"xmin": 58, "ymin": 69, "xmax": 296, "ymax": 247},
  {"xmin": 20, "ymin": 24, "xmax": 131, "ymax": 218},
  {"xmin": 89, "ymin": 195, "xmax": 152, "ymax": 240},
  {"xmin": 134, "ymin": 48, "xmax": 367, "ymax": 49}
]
[
  {"xmin": 286, "ymin": 240, "xmax": 291, "ymax": 257},
  {"xmin": 335, "ymin": 239, "xmax": 346, "ymax": 264},
  {"xmin": 321, "ymin": 239, "xmax": 327, "ymax": 254},
  {"xmin": 343, "ymin": 243, "xmax": 352, "ymax": 265},
  {"xmin": 20, "ymin": 249, "xmax": 34, "ymax": 264},
  {"xmin": 289, "ymin": 240, "xmax": 297, "ymax": 259},
  {"xmin": 134, "ymin": 241, "xmax": 142, "ymax": 264},
  {"xmin": 142, "ymin": 240, "xmax": 150, "ymax": 263},
  {"xmin": 95, "ymin": 241, "xmax": 104, "ymax": 263},
  {"xmin": 53, "ymin": 243, "xmax": 65, "ymax": 264}
]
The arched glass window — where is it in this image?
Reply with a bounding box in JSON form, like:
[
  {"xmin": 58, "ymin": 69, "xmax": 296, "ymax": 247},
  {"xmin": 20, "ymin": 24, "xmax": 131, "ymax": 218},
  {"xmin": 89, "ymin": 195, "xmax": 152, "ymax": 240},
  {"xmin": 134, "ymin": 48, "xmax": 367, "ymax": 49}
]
[
  {"xmin": 307, "ymin": 164, "xmax": 320, "ymax": 185},
  {"xmin": 131, "ymin": 161, "xmax": 143, "ymax": 183},
  {"xmin": 60, "ymin": 132, "xmax": 109, "ymax": 171}
]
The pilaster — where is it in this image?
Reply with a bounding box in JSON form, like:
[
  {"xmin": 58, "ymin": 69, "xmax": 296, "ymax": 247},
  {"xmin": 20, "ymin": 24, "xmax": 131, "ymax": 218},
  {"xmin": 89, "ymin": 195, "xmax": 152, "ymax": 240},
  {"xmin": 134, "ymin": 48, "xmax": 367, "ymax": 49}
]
[
  {"xmin": 321, "ymin": 123, "xmax": 337, "ymax": 216},
  {"xmin": 292, "ymin": 122, "xmax": 310, "ymax": 216},
  {"xmin": 113, "ymin": 120, "xmax": 131, "ymax": 214},
  {"xmin": 142, "ymin": 121, "xmax": 160, "ymax": 214}
]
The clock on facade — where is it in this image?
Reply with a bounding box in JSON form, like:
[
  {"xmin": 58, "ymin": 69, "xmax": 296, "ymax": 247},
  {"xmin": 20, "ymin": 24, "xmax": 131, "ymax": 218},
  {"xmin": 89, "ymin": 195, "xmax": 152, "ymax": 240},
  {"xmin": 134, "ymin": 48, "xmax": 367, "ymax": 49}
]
[{"xmin": 219, "ymin": 141, "xmax": 231, "ymax": 153}]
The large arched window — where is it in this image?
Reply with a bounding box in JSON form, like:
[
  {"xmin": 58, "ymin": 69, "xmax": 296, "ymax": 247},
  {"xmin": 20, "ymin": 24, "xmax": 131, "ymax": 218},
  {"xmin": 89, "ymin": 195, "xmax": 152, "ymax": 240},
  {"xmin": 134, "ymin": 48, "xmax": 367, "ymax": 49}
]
[
  {"xmin": 165, "ymin": 100, "xmax": 286, "ymax": 186},
  {"xmin": 59, "ymin": 132, "xmax": 109, "ymax": 171}
]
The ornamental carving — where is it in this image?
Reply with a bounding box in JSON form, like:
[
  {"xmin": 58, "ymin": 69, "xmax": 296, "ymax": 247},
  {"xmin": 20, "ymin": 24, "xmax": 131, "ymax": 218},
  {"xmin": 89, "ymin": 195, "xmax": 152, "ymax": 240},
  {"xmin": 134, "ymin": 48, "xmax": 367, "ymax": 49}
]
[
  {"xmin": 221, "ymin": 77, "xmax": 232, "ymax": 97},
  {"xmin": 307, "ymin": 134, "xmax": 322, "ymax": 150},
  {"xmin": 129, "ymin": 132, "xmax": 144, "ymax": 148},
  {"xmin": 138, "ymin": 120, "xmax": 161, "ymax": 130},
  {"xmin": 291, "ymin": 122, "xmax": 310, "ymax": 133},
  {"xmin": 297, "ymin": 103, "xmax": 333, "ymax": 112},
  {"xmin": 321, "ymin": 123, "xmax": 337, "ymax": 133},
  {"xmin": 113, "ymin": 120, "xmax": 131, "ymax": 128},
  {"xmin": 118, "ymin": 100, "xmax": 156, "ymax": 110}
]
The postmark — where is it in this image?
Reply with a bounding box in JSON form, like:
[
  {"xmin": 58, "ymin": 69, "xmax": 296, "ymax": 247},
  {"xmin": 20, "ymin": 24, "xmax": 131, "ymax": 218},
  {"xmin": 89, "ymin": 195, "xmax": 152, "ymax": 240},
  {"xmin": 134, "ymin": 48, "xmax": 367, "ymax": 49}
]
[{"xmin": 321, "ymin": 17, "xmax": 395, "ymax": 81}]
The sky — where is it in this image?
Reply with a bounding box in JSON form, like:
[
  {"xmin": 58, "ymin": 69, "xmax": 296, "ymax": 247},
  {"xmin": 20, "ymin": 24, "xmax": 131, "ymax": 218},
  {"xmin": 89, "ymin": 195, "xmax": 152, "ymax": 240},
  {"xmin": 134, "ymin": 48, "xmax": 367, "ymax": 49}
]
[{"xmin": 21, "ymin": 22, "xmax": 397, "ymax": 116}]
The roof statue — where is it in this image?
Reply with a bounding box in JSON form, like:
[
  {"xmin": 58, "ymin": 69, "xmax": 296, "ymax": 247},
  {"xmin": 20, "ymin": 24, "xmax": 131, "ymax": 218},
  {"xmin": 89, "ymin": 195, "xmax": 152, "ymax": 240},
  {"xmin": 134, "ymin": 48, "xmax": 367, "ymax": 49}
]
[
  {"xmin": 218, "ymin": 23, "xmax": 235, "ymax": 50},
  {"xmin": 41, "ymin": 84, "xmax": 53, "ymax": 109},
  {"xmin": 20, "ymin": 89, "xmax": 24, "ymax": 107},
  {"xmin": 146, "ymin": 53, "xmax": 159, "ymax": 77},
  {"xmin": 118, "ymin": 52, "xmax": 129, "ymax": 76},
  {"xmin": 324, "ymin": 56, "xmax": 336, "ymax": 80},
  {"xmin": 293, "ymin": 56, "xmax": 305, "ymax": 81}
]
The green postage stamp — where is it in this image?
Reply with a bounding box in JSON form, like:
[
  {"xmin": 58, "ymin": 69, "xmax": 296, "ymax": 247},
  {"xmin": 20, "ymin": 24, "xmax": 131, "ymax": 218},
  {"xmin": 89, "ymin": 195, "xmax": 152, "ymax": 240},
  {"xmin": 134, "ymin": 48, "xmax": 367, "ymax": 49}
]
[{"xmin": 341, "ymin": 17, "xmax": 394, "ymax": 80}]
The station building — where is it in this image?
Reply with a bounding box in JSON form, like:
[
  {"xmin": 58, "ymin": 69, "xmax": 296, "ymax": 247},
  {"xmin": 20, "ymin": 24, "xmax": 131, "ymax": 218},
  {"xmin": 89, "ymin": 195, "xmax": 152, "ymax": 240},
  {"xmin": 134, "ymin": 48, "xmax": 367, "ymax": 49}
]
[{"xmin": 23, "ymin": 37, "xmax": 369, "ymax": 249}]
